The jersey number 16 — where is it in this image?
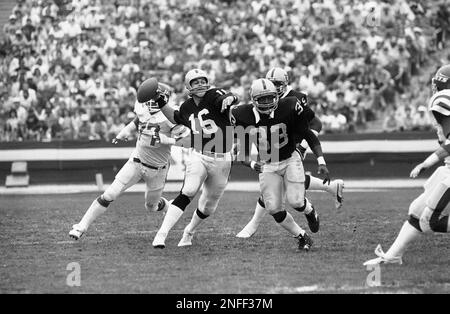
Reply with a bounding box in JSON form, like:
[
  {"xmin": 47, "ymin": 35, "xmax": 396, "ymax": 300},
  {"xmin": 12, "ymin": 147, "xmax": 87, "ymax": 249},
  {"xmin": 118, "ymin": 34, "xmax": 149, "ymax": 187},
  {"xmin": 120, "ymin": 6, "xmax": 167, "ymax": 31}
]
[{"xmin": 189, "ymin": 109, "xmax": 219, "ymax": 134}]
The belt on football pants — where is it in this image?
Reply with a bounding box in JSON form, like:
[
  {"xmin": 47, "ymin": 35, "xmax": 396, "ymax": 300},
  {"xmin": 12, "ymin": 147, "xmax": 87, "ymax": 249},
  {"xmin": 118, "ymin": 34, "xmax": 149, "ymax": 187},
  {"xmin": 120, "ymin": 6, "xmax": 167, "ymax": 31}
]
[
  {"xmin": 133, "ymin": 158, "xmax": 166, "ymax": 170},
  {"xmin": 194, "ymin": 149, "xmax": 231, "ymax": 159}
]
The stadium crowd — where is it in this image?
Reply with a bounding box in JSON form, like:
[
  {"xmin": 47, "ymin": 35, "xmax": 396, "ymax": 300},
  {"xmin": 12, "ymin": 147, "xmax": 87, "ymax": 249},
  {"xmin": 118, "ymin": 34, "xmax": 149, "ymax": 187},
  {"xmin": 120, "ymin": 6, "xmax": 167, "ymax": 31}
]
[{"xmin": 0, "ymin": 0, "xmax": 449, "ymax": 142}]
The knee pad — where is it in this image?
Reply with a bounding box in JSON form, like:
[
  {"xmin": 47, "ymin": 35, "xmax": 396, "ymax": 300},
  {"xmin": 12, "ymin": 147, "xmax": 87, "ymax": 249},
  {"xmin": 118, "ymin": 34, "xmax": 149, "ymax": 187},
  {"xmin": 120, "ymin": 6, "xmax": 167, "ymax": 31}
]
[
  {"xmin": 196, "ymin": 208, "xmax": 209, "ymax": 219},
  {"xmin": 97, "ymin": 195, "xmax": 112, "ymax": 208},
  {"xmin": 408, "ymin": 215, "xmax": 422, "ymax": 232},
  {"xmin": 272, "ymin": 210, "xmax": 287, "ymax": 223},
  {"xmin": 172, "ymin": 193, "xmax": 191, "ymax": 211},
  {"xmin": 103, "ymin": 180, "xmax": 124, "ymax": 202}
]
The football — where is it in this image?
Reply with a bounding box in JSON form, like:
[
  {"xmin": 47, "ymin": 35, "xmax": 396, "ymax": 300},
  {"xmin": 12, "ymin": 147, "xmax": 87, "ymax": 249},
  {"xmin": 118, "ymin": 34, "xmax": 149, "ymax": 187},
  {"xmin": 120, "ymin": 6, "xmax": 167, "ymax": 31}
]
[{"xmin": 137, "ymin": 77, "xmax": 159, "ymax": 103}]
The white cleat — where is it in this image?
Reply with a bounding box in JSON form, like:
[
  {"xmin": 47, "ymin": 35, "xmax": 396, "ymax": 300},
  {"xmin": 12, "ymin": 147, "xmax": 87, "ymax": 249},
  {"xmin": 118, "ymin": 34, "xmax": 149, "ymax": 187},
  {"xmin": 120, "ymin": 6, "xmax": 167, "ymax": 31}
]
[
  {"xmin": 236, "ymin": 228, "xmax": 254, "ymax": 238},
  {"xmin": 363, "ymin": 244, "xmax": 403, "ymax": 266},
  {"xmin": 236, "ymin": 223, "xmax": 258, "ymax": 238},
  {"xmin": 333, "ymin": 179, "xmax": 344, "ymax": 210},
  {"xmin": 152, "ymin": 231, "xmax": 167, "ymax": 249},
  {"xmin": 178, "ymin": 228, "xmax": 194, "ymax": 247},
  {"xmin": 69, "ymin": 224, "xmax": 85, "ymax": 240}
]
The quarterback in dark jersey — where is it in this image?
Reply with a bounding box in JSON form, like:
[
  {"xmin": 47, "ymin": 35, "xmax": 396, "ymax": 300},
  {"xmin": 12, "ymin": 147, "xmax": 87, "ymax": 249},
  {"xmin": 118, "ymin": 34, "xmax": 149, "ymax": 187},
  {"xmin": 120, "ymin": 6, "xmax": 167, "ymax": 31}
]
[
  {"xmin": 231, "ymin": 78, "xmax": 330, "ymax": 250},
  {"xmin": 236, "ymin": 67, "xmax": 344, "ymax": 239},
  {"xmin": 152, "ymin": 68, "xmax": 239, "ymax": 248}
]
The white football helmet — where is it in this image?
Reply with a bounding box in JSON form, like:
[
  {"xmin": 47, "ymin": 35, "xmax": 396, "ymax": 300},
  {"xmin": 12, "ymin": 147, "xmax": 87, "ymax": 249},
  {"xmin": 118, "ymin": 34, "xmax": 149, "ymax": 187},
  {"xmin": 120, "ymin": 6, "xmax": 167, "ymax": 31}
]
[
  {"xmin": 137, "ymin": 78, "xmax": 161, "ymax": 113},
  {"xmin": 185, "ymin": 69, "xmax": 210, "ymax": 97},
  {"xmin": 250, "ymin": 78, "xmax": 279, "ymax": 115},
  {"xmin": 266, "ymin": 67, "xmax": 289, "ymax": 97}
]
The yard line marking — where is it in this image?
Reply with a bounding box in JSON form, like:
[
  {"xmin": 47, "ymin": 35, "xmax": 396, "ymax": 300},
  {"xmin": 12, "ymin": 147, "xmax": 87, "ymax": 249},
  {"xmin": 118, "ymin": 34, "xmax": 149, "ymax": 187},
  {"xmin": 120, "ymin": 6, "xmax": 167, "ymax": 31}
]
[{"xmin": 0, "ymin": 180, "xmax": 427, "ymax": 195}]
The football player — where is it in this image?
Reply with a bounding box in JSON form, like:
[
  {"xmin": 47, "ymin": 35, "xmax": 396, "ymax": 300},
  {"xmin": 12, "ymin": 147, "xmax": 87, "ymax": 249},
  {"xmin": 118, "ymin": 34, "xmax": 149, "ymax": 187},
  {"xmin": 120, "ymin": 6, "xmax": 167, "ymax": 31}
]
[
  {"xmin": 152, "ymin": 68, "xmax": 239, "ymax": 248},
  {"xmin": 231, "ymin": 78, "xmax": 331, "ymax": 250},
  {"xmin": 69, "ymin": 78, "xmax": 188, "ymax": 240},
  {"xmin": 236, "ymin": 67, "xmax": 344, "ymax": 239},
  {"xmin": 364, "ymin": 64, "xmax": 450, "ymax": 266}
]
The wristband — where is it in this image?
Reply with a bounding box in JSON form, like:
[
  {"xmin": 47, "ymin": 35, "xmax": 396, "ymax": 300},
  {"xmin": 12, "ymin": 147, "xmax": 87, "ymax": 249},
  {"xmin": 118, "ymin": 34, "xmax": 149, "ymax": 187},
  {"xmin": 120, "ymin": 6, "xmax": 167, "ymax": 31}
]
[
  {"xmin": 317, "ymin": 156, "xmax": 326, "ymax": 165},
  {"xmin": 299, "ymin": 139, "xmax": 308, "ymax": 149}
]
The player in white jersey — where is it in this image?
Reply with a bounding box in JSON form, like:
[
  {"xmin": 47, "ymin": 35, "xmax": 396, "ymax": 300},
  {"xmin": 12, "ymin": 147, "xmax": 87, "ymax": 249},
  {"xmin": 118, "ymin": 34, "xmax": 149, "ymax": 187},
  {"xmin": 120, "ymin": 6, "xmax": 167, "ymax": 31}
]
[
  {"xmin": 236, "ymin": 67, "xmax": 344, "ymax": 238},
  {"xmin": 364, "ymin": 64, "xmax": 450, "ymax": 266},
  {"xmin": 69, "ymin": 78, "xmax": 188, "ymax": 240}
]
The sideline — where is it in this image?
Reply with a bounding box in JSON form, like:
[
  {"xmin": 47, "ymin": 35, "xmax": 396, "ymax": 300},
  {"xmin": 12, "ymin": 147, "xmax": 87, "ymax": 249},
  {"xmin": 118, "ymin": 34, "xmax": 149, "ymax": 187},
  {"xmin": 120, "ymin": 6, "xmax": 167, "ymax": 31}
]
[{"xmin": 0, "ymin": 179, "xmax": 426, "ymax": 195}]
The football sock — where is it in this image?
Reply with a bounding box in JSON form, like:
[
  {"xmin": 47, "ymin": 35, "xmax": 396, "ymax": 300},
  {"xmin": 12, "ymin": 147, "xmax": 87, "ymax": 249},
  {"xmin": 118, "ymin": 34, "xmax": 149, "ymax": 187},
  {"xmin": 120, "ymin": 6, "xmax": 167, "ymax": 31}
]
[
  {"xmin": 385, "ymin": 221, "xmax": 421, "ymax": 259},
  {"xmin": 244, "ymin": 200, "xmax": 266, "ymax": 231},
  {"xmin": 185, "ymin": 208, "xmax": 209, "ymax": 233},
  {"xmin": 78, "ymin": 196, "xmax": 110, "ymax": 231},
  {"xmin": 273, "ymin": 211, "xmax": 305, "ymax": 237},
  {"xmin": 157, "ymin": 203, "xmax": 184, "ymax": 234},
  {"xmin": 308, "ymin": 175, "xmax": 332, "ymax": 193}
]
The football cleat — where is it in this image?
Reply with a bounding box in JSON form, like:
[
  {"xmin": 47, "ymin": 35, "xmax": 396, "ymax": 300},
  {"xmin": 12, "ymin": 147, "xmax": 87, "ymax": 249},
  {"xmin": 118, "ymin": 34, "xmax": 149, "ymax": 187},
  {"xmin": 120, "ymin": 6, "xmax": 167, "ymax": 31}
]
[
  {"xmin": 156, "ymin": 197, "xmax": 169, "ymax": 213},
  {"xmin": 69, "ymin": 224, "xmax": 85, "ymax": 240},
  {"xmin": 305, "ymin": 204, "xmax": 320, "ymax": 233},
  {"xmin": 178, "ymin": 228, "xmax": 194, "ymax": 247},
  {"xmin": 152, "ymin": 231, "xmax": 167, "ymax": 249},
  {"xmin": 297, "ymin": 232, "xmax": 313, "ymax": 251},
  {"xmin": 333, "ymin": 179, "xmax": 344, "ymax": 210},
  {"xmin": 236, "ymin": 226, "xmax": 256, "ymax": 239},
  {"xmin": 363, "ymin": 244, "xmax": 403, "ymax": 266}
]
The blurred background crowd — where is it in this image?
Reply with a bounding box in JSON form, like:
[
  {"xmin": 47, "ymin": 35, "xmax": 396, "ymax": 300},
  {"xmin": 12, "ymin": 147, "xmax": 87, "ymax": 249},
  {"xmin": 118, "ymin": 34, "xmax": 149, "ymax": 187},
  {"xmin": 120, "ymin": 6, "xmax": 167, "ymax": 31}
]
[{"xmin": 0, "ymin": 0, "xmax": 449, "ymax": 142}]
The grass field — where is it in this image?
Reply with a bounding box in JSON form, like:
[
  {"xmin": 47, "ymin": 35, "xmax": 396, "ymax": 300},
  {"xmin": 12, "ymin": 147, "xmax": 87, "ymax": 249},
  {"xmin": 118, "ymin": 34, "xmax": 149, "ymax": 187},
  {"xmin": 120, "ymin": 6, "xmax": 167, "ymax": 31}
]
[{"xmin": 0, "ymin": 189, "xmax": 449, "ymax": 294}]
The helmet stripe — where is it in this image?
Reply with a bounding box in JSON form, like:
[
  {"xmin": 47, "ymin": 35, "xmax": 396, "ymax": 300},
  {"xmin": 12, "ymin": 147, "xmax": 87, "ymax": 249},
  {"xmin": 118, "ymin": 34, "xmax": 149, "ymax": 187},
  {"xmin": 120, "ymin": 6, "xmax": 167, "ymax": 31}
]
[{"xmin": 270, "ymin": 68, "xmax": 275, "ymax": 78}]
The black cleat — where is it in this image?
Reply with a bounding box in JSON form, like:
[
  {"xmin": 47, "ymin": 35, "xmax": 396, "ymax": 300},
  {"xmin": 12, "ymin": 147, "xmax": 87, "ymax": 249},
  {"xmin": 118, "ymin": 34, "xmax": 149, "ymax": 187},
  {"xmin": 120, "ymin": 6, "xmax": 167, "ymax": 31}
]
[
  {"xmin": 297, "ymin": 233, "xmax": 313, "ymax": 251},
  {"xmin": 305, "ymin": 207, "xmax": 320, "ymax": 233}
]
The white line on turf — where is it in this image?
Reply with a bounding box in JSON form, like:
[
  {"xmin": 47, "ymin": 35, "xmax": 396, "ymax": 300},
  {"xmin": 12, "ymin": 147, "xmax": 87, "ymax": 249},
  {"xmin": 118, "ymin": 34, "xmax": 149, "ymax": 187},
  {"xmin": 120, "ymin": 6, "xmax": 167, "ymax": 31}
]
[{"xmin": 0, "ymin": 179, "xmax": 426, "ymax": 195}]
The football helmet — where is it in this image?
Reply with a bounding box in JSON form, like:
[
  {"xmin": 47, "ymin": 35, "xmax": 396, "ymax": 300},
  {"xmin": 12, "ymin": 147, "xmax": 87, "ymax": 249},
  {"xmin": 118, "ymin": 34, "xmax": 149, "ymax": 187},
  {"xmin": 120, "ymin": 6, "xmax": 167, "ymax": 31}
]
[
  {"xmin": 432, "ymin": 64, "xmax": 450, "ymax": 94},
  {"xmin": 185, "ymin": 69, "xmax": 210, "ymax": 97},
  {"xmin": 250, "ymin": 78, "xmax": 279, "ymax": 114},
  {"xmin": 266, "ymin": 67, "xmax": 289, "ymax": 97},
  {"xmin": 137, "ymin": 78, "xmax": 160, "ymax": 113}
]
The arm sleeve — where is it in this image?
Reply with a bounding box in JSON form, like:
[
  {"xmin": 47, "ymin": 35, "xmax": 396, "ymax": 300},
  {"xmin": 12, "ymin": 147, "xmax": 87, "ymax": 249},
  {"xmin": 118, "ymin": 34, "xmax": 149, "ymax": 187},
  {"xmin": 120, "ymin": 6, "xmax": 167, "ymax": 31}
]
[
  {"xmin": 304, "ymin": 128, "xmax": 323, "ymax": 157},
  {"xmin": 309, "ymin": 116, "xmax": 322, "ymax": 134},
  {"xmin": 173, "ymin": 106, "xmax": 189, "ymax": 127}
]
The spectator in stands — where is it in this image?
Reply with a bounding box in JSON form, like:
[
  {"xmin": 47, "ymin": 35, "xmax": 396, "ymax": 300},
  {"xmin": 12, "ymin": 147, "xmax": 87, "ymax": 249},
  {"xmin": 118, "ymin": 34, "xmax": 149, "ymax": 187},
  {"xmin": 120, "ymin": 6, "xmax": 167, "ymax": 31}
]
[
  {"xmin": 411, "ymin": 105, "xmax": 432, "ymax": 131},
  {"xmin": 0, "ymin": 0, "xmax": 446, "ymax": 141},
  {"xmin": 77, "ymin": 113, "xmax": 92, "ymax": 140},
  {"xmin": 383, "ymin": 107, "xmax": 402, "ymax": 132}
]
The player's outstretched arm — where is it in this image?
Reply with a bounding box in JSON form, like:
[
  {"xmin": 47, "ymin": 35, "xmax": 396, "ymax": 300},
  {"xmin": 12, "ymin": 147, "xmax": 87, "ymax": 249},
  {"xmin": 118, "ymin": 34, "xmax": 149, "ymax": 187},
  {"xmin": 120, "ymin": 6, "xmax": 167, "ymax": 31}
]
[
  {"xmin": 410, "ymin": 143, "xmax": 450, "ymax": 178},
  {"xmin": 112, "ymin": 119, "xmax": 137, "ymax": 144},
  {"xmin": 297, "ymin": 117, "xmax": 322, "ymax": 160}
]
